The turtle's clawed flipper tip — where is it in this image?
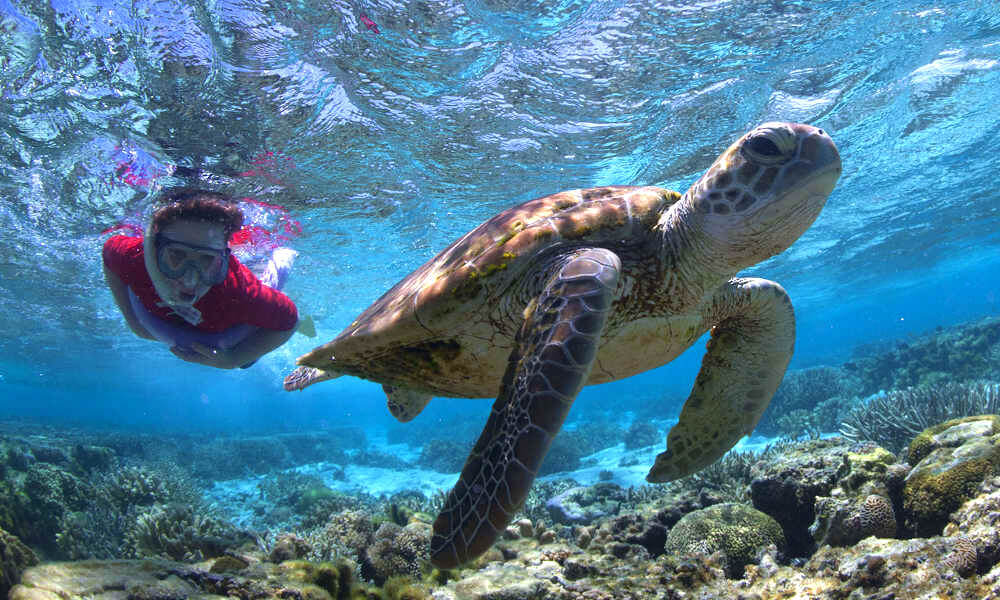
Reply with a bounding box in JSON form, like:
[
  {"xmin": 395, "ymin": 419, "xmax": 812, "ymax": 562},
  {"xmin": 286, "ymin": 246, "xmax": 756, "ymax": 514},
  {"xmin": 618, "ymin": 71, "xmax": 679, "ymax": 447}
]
[{"xmin": 283, "ymin": 365, "xmax": 337, "ymax": 391}]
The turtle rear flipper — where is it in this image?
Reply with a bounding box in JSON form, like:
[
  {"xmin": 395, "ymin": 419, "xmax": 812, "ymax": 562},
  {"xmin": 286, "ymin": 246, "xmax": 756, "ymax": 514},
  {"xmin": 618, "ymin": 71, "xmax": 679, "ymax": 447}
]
[
  {"xmin": 646, "ymin": 277, "xmax": 795, "ymax": 483},
  {"xmin": 429, "ymin": 248, "xmax": 621, "ymax": 569},
  {"xmin": 383, "ymin": 384, "xmax": 432, "ymax": 422},
  {"xmin": 283, "ymin": 366, "xmax": 339, "ymax": 391}
]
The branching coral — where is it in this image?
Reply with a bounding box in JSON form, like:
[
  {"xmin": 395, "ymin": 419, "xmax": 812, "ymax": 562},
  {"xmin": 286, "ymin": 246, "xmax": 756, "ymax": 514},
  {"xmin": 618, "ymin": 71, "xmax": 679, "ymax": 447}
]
[
  {"xmin": 101, "ymin": 465, "xmax": 174, "ymax": 510},
  {"xmin": 679, "ymin": 443, "xmax": 792, "ymax": 503},
  {"xmin": 305, "ymin": 509, "xmax": 376, "ymax": 563},
  {"xmin": 756, "ymin": 366, "xmax": 862, "ymax": 438},
  {"xmin": 125, "ymin": 503, "xmax": 250, "ymax": 561},
  {"xmin": 839, "ymin": 381, "xmax": 1000, "ymax": 453},
  {"xmin": 55, "ymin": 506, "xmax": 129, "ymax": 560},
  {"xmin": 363, "ymin": 522, "xmax": 430, "ymax": 584}
]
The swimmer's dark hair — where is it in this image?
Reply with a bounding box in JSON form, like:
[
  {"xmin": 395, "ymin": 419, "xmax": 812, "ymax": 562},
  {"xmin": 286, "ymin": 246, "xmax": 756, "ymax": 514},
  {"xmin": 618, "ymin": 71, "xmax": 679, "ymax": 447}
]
[{"xmin": 150, "ymin": 188, "xmax": 244, "ymax": 239}]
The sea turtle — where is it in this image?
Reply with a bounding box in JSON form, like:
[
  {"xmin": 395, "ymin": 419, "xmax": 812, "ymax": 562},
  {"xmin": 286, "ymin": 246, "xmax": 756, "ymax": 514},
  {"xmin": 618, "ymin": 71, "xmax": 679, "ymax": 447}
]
[{"xmin": 284, "ymin": 122, "xmax": 841, "ymax": 568}]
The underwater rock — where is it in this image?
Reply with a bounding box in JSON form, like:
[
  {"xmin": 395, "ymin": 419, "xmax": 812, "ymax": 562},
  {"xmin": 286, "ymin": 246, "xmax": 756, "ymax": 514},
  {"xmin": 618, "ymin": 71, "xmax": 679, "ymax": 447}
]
[
  {"xmin": 903, "ymin": 415, "xmax": 1000, "ymax": 537},
  {"xmin": 0, "ymin": 528, "xmax": 37, "ymax": 597},
  {"xmin": 802, "ymin": 536, "xmax": 990, "ymax": 594},
  {"xmin": 811, "ymin": 492, "xmax": 898, "ymax": 547},
  {"xmin": 10, "ymin": 558, "xmax": 361, "ymax": 600},
  {"xmin": 749, "ymin": 438, "xmax": 852, "ymax": 556},
  {"xmin": 663, "ymin": 503, "xmax": 785, "ymax": 578},
  {"xmin": 11, "ymin": 560, "xmax": 197, "ymax": 600},
  {"xmin": 600, "ymin": 513, "xmax": 666, "ymax": 557},
  {"xmin": 209, "ymin": 554, "xmax": 250, "ymax": 573},
  {"xmin": 545, "ymin": 483, "xmax": 625, "ymax": 525},
  {"xmin": 434, "ymin": 559, "xmax": 564, "ymax": 600},
  {"xmin": 944, "ymin": 476, "xmax": 1000, "ymax": 575},
  {"xmin": 809, "ymin": 443, "xmax": 906, "ymax": 546},
  {"xmin": 2, "ymin": 445, "xmax": 33, "ymax": 471},
  {"xmin": 269, "ymin": 533, "xmax": 312, "ymax": 563},
  {"xmin": 27, "ymin": 444, "xmax": 69, "ymax": 467},
  {"xmin": 70, "ymin": 444, "xmax": 116, "ymax": 472}
]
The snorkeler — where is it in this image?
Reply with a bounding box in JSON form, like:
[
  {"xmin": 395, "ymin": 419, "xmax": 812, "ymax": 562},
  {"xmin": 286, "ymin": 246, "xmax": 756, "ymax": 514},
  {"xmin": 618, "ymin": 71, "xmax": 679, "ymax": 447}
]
[{"xmin": 102, "ymin": 188, "xmax": 298, "ymax": 369}]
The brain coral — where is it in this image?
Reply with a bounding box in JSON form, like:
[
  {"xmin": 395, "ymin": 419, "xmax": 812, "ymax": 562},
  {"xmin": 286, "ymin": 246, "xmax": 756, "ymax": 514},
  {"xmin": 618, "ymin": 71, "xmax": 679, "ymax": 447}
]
[
  {"xmin": 664, "ymin": 503, "xmax": 785, "ymax": 578},
  {"xmin": 857, "ymin": 494, "xmax": 897, "ymax": 539}
]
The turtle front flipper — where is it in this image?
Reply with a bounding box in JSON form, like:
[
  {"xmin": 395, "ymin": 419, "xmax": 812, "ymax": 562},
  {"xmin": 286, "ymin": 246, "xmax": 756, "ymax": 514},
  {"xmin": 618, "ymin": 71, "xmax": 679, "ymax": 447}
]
[
  {"xmin": 429, "ymin": 248, "xmax": 622, "ymax": 569},
  {"xmin": 646, "ymin": 277, "xmax": 796, "ymax": 483},
  {"xmin": 283, "ymin": 366, "xmax": 339, "ymax": 391}
]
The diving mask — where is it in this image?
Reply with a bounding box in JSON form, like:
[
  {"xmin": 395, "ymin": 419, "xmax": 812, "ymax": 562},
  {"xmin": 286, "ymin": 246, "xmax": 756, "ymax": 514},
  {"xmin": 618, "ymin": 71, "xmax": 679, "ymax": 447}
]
[{"xmin": 155, "ymin": 235, "xmax": 230, "ymax": 286}]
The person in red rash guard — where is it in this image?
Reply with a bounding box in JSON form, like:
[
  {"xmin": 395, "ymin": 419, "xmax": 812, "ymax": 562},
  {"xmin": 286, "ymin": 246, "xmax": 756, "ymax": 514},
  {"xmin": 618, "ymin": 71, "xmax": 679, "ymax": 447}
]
[{"xmin": 103, "ymin": 188, "xmax": 298, "ymax": 369}]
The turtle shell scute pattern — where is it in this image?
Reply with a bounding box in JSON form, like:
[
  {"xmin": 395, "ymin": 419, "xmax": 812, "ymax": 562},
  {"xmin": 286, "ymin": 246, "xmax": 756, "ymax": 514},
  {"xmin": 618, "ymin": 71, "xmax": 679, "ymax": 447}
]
[{"xmin": 413, "ymin": 186, "xmax": 680, "ymax": 326}]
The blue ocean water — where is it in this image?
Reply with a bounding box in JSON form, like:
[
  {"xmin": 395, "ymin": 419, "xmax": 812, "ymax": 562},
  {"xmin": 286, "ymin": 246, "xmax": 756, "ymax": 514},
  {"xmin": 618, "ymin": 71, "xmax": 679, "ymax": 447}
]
[{"xmin": 0, "ymin": 0, "xmax": 998, "ymax": 447}]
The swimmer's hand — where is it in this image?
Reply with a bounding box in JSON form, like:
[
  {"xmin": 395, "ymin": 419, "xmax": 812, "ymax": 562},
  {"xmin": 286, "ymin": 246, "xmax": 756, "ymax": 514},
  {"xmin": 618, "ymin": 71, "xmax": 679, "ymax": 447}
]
[{"xmin": 170, "ymin": 342, "xmax": 241, "ymax": 369}]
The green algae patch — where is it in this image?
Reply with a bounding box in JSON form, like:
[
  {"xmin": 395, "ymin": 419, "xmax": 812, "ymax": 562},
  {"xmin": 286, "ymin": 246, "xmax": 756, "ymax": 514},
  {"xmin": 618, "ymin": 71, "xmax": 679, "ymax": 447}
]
[
  {"xmin": 843, "ymin": 445, "xmax": 896, "ymax": 491},
  {"xmin": 903, "ymin": 415, "xmax": 1000, "ymax": 537},
  {"xmin": 907, "ymin": 415, "xmax": 1000, "ymax": 465},
  {"xmin": 279, "ymin": 559, "xmax": 356, "ymax": 600}
]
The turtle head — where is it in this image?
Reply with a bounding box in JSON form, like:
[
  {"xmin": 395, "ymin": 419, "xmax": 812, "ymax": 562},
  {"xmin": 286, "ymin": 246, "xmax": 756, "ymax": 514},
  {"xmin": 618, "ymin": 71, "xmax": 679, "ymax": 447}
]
[{"xmin": 685, "ymin": 122, "xmax": 841, "ymax": 269}]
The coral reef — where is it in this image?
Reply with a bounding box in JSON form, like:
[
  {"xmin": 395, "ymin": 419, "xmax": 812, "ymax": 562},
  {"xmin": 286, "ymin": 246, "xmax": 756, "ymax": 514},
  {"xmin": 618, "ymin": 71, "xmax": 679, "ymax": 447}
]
[
  {"xmin": 811, "ymin": 492, "xmax": 898, "ymax": 547},
  {"xmin": 539, "ymin": 421, "xmax": 624, "ymax": 475},
  {"xmin": 178, "ymin": 429, "xmax": 361, "ymax": 481},
  {"xmin": 416, "ymin": 439, "xmax": 467, "ymax": 473},
  {"xmin": 350, "ymin": 449, "xmax": 413, "ymax": 471},
  {"xmin": 12, "ymin": 414, "xmax": 1000, "ymax": 599},
  {"xmin": 623, "ymin": 421, "xmax": 659, "ymax": 450},
  {"xmin": 387, "ymin": 415, "xmax": 480, "ymax": 450},
  {"xmin": 840, "ymin": 380, "xmax": 1000, "ymax": 452},
  {"xmin": 846, "ymin": 316, "xmax": 1000, "ymax": 393},
  {"xmin": 808, "ymin": 443, "xmax": 906, "ymax": 547},
  {"xmin": 0, "ymin": 528, "xmax": 37, "ymax": 598},
  {"xmin": 944, "ymin": 476, "xmax": 1000, "ymax": 575},
  {"xmin": 678, "ymin": 445, "xmax": 785, "ymax": 503}
]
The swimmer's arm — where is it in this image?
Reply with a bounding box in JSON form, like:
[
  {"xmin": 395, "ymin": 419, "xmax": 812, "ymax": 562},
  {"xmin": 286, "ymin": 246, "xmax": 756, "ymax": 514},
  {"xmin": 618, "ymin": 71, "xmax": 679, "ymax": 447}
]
[
  {"xmin": 103, "ymin": 265, "xmax": 157, "ymax": 341},
  {"xmin": 217, "ymin": 324, "xmax": 296, "ymax": 369},
  {"xmin": 172, "ymin": 329, "xmax": 290, "ymax": 369}
]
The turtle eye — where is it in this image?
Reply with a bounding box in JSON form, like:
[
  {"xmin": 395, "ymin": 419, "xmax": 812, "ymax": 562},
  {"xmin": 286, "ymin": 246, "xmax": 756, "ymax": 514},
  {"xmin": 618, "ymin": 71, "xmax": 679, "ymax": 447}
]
[
  {"xmin": 741, "ymin": 129, "xmax": 792, "ymax": 165},
  {"xmin": 746, "ymin": 136, "xmax": 782, "ymax": 158}
]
